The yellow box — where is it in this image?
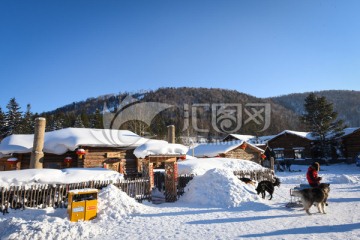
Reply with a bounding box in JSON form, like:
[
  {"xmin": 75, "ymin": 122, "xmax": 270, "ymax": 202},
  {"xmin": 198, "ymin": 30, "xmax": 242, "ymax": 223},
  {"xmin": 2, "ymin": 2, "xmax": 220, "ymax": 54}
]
[{"xmin": 68, "ymin": 189, "xmax": 98, "ymax": 222}]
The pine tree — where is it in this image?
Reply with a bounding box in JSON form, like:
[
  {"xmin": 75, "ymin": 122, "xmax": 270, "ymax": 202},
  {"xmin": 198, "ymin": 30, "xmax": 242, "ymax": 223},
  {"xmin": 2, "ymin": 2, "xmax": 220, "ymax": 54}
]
[
  {"xmin": 21, "ymin": 104, "xmax": 34, "ymax": 134},
  {"xmin": 0, "ymin": 107, "xmax": 6, "ymax": 138},
  {"xmin": 301, "ymin": 93, "xmax": 346, "ymax": 160},
  {"xmin": 3, "ymin": 98, "xmax": 23, "ymax": 136},
  {"xmin": 90, "ymin": 108, "xmax": 103, "ymax": 129},
  {"xmin": 47, "ymin": 114, "xmax": 64, "ymax": 131},
  {"xmin": 80, "ymin": 110, "xmax": 90, "ymax": 128},
  {"xmin": 73, "ymin": 115, "xmax": 85, "ymax": 128}
]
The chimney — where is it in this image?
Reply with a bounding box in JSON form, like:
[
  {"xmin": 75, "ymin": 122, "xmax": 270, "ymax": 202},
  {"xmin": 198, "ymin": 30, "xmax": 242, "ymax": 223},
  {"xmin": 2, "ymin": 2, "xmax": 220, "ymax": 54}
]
[{"xmin": 167, "ymin": 125, "xmax": 175, "ymax": 144}]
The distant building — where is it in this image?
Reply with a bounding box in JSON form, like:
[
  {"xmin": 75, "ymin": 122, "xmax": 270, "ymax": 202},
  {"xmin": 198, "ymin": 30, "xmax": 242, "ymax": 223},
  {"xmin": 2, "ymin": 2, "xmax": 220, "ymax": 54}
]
[
  {"xmin": 267, "ymin": 130, "xmax": 316, "ymax": 164},
  {"xmin": 338, "ymin": 127, "xmax": 360, "ymax": 163},
  {"xmin": 187, "ymin": 140, "xmax": 265, "ymax": 165}
]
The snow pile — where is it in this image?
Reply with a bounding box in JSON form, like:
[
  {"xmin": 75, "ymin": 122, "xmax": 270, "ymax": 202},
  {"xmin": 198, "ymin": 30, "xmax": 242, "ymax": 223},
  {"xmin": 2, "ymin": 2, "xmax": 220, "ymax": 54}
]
[
  {"xmin": 177, "ymin": 157, "xmax": 266, "ymax": 175},
  {"xmin": 179, "ymin": 168, "xmax": 260, "ymax": 208},
  {"xmin": 0, "ymin": 208, "xmax": 99, "ymax": 240},
  {"xmin": 97, "ymin": 184, "xmax": 148, "ymax": 221},
  {"xmin": 0, "ymin": 184, "xmax": 150, "ymax": 240},
  {"xmin": 0, "ymin": 168, "xmax": 124, "ymax": 187},
  {"xmin": 134, "ymin": 140, "xmax": 188, "ymax": 158}
]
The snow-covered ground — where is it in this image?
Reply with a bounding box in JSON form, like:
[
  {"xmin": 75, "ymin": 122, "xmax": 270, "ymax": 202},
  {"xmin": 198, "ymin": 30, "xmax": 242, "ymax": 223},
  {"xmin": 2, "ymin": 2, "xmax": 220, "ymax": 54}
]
[{"xmin": 1, "ymin": 163, "xmax": 360, "ymax": 240}]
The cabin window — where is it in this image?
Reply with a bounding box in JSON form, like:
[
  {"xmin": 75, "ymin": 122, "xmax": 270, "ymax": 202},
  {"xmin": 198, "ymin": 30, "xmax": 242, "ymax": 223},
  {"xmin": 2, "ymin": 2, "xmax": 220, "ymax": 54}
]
[
  {"xmin": 294, "ymin": 148, "xmax": 305, "ymax": 160},
  {"xmin": 274, "ymin": 149, "xmax": 284, "ymax": 160}
]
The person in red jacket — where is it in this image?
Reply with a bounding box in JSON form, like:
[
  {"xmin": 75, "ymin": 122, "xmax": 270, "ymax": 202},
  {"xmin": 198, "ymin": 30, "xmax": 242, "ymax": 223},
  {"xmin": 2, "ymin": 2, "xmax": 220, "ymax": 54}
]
[{"xmin": 306, "ymin": 162, "xmax": 322, "ymax": 187}]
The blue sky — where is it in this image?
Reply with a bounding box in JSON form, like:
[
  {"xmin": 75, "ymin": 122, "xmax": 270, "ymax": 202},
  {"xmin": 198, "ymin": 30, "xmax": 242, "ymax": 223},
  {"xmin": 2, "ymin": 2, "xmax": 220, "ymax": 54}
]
[{"xmin": 1, "ymin": 0, "xmax": 359, "ymax": 113}]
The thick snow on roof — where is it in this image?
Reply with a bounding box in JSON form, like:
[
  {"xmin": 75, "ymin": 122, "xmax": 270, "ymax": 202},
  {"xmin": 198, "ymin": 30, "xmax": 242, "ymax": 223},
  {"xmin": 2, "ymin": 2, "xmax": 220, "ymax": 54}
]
[
  {"xmin": 178, "ymin": 157, "xmax": 266, "ymax": 175},
  {"xmin": 134, "ymin": 140, "xmax": 188, "ymax": 158},
  {"xmin": 187, "ymin": 140, "xmax": 244, "ymax": 157},
  {"xmin": 273, "ymin": 128, "xmax": 360, "ymax": 141},
  {"xmin": 187, "ymin": 140, "xmax": 263, "ymax": 158},
  {"xmin": 340, "ymin": 127, "xmax": 360, "ymax": 137},
  {"xmin": 272, "ymin": 130, "xmax": 316, "ymax": 140},
  {"xmin": 0, "ymin": 168, "xmax": 124, "ymax": 188},
  {"xmin": 0, "ymin": 128, "xmax": 149, "ymax": 155},
  {"xmin": 224, "ymin": 134, "xmax": 276, "ymax": 145},
  {"xmin": 224, "ymin": 134, "xmax": 254, "ymax": 142}
]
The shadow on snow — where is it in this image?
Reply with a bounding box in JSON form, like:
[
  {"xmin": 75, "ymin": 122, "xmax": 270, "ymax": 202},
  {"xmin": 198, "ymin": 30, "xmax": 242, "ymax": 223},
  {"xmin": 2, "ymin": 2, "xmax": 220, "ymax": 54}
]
[{"xmin": 240, "ymin": 222, "xmax": 360, "ymax": 238}]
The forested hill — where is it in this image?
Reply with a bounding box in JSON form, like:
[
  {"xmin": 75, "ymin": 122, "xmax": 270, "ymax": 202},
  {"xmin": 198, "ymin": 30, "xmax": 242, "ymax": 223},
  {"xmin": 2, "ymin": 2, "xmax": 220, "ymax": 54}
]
[
  {"xmin": 270, "ymin": 90, "xmax": 360, "ymax": 127},
  {"xmin": 43, "ymin": 88, "xmax": 360, "ymax": 137}
]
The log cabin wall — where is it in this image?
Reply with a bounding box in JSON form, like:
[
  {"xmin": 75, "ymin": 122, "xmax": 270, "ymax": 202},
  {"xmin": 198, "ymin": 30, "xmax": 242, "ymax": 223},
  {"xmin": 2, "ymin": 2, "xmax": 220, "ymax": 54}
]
[
  {"xmin": 0, "ymin": 158, "xmax": 20, "ymax": 171},
  {"xmin": 77, "ymin": 147, "xmax": 137, "ymax": 176},
  {"xmin": 0, "ymin": 159, "xmax": 7, "ymax": 171},
  {"xmin": 267, "ymin": 133, "xmax": 313, "ymax": 162},
  {"xmin": 9, "ymin": 147, "xmax": 138, "ymax": 175},
  {"xmin": 223, "ymin": 146, "xmax": 262, "ymax": 164},
  {"xmin": 342, "ymin": 129, "xmax": 360, "ymax": 162}
]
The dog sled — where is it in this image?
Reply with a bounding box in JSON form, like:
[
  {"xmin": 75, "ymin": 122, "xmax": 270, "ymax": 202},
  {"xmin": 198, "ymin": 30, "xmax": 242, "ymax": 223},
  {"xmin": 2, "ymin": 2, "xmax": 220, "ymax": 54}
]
[{"xmin": 285, "ymin": 184, "xmax": 311, "ymax": 208}]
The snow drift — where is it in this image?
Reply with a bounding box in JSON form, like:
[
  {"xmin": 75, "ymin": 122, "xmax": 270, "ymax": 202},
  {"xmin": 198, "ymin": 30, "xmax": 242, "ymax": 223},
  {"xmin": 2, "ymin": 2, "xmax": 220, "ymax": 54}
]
[{"xmin": 179, "ymin": 168, "xmax": 260, "ymax": 208}]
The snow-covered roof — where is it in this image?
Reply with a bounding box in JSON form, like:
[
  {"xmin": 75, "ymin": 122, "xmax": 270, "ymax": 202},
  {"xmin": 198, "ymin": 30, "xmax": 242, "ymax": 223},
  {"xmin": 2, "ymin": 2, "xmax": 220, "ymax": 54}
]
[
  {"xmin": 0, "ymin": 128, "xmax": 149, "ymax": 155},
  {"xmin": 134, "ymin": 140, "xmax": 188, "ymax": 158},
  {"xmin": 223, "ymin": 134, "xmax": 276, "ymax": 145},
  {"xmin": 0, "ymin": 168, "xmax": 124, "ymax": 187},
  {"xmin": 340, "ymin": 127, "xmax": 360, "ymax": 138},
  {"xmin": 271, "ymin": 130, "xmax": 317, "ymax": 141},
  {"xmin": 187, "ymin": 140, "xmax": 263, "ymax": 158},
  {"xmin": 177, "ymin": 157, "xmax": 267, "ymax": 176},
  {"xmin": 223, "ymin": 134, "xmax": 254, "ymax": 142}
]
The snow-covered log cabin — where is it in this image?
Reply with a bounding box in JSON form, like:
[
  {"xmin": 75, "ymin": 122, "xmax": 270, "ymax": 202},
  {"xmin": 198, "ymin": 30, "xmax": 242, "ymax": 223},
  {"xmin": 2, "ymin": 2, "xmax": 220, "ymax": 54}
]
[
  {"xmin": 266, "ymin": 130, "xmax": 316, "ymax": 164},
  {"xmin": 187, "ymin": 140, "xmax": 266, "ymax": 165},
  {"xmin": 337, "ymin": 127, "xmax": 360, "ymax": 163},
  {"xmin": 0, "ymin": 128, "xmax": 150, "ymax": 177}
]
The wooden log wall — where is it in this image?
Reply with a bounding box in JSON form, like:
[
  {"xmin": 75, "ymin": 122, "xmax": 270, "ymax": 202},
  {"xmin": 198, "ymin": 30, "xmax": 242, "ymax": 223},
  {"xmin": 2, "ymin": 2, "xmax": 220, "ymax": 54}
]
[
  {"xmin": 10, "ymin": 147, "xmax": 139, "ymax": 176},
  {"xmin": 268, "ymin": 134, "xmax": 313, "ymax": 159},
  {"xmin": 223, "ymin": 146, "xmax": 262, "ymax": 164},
  {"xmin": 342, "ymin": 130, "xmax": 360, "ymax": 161}
]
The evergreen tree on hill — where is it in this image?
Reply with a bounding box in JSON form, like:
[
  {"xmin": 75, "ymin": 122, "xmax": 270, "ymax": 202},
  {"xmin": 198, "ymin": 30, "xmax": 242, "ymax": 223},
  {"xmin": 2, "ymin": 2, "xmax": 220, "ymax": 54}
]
[
  {"xmin": 90, "ymin": 108, "xmax": 103, "ymax": 129},
  {"xmin": 301, "ymin": 93, "xmax": 346, "ymax": 160},
  {"xmin": 3, "ymin": 98, "xmax": 23, "ymax": 136},
  {"xmin": 73, "ymin": 115, "xmax": 85, "ymax": 128},
  {"xmin": 0, "ymin": 107, "xmax": 6, "ymax": 138},
  {"xmin": 21, "ymin": 104, "xmax": 34, "ymax": 134}
]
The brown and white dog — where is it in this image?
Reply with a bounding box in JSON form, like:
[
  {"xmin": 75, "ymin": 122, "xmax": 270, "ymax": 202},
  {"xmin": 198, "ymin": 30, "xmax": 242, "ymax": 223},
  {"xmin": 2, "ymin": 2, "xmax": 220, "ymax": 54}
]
[
  {"xmin": 292, "ymin": 183, "xmax": 330, "ymax": 215},
  {"xmin": 239, "ymin": 177, "xmax": 256, "ymax": 186}
]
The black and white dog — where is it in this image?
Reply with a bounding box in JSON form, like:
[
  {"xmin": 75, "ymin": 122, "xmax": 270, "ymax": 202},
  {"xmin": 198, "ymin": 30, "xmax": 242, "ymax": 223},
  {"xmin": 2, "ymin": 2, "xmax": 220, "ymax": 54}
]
[{"xmin": 255, "ymin": 177, "xmax": 281, "ymax": 200}]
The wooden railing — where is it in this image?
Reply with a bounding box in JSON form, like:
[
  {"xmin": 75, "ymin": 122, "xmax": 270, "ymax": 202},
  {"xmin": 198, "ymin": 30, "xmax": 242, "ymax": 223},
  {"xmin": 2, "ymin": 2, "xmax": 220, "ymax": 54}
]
[{"xmin": 0, "ymin": 179, "xmax": 150, "ymax": 212}]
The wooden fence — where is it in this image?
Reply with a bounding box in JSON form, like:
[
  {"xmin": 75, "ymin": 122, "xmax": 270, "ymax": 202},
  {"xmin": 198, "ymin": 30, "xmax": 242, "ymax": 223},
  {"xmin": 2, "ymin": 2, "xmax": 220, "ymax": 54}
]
[
  {"xmin": 233, "ymin": 168, "xmax": 274, "ymax": 182},
  {"xmin": 1, "ymin": 179, "xmax": 150, "ymax": 212}
]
